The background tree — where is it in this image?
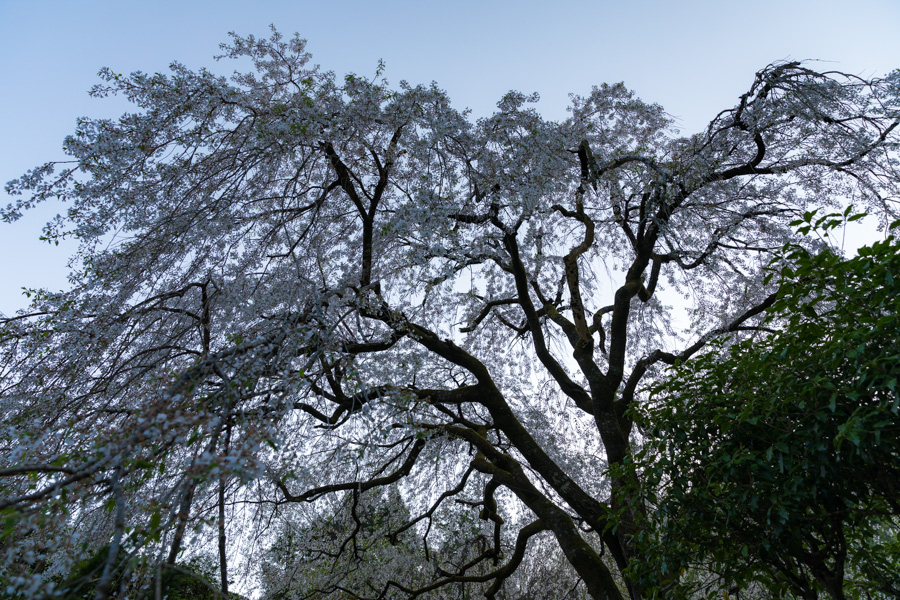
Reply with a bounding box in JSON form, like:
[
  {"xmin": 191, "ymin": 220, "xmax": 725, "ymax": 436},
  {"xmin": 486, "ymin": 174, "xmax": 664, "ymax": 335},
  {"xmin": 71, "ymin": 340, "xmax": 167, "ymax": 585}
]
[
  {"xmin": 1, "ymin": 29, "xmax": 898, "ymax": 599},
  {"xmin": 629, "ymin": 212, "xmax": 900, "ymax": 600},
  {"xmin": 258, "ymin": 486, "xmax": 598, "ymax": 599}
]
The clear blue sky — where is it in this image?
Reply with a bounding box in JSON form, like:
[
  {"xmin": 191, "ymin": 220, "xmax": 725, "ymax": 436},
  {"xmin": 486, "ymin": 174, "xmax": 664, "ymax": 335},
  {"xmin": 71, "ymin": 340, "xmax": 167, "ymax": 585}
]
[{"xmin": 1, "ymin": 0, "xmax": 898, "ymax": 315}]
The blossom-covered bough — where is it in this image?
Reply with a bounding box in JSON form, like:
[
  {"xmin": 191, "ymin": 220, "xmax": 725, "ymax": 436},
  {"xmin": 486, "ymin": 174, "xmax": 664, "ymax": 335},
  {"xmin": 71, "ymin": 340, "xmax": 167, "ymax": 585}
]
[{"xmin": 2, "ymin": 30, "xmax": 898, "ymax": 599}]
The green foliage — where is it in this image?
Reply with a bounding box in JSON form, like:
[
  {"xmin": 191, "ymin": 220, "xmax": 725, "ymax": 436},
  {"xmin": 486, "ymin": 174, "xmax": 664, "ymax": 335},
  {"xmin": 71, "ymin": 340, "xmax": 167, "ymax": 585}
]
[
  {"xmin": 629, "ymin": 222, "xmax": 900, "ymax": 599},
  {"xmin": 44, "ymin": 548, "xmax": 227, "ymax": 600}
]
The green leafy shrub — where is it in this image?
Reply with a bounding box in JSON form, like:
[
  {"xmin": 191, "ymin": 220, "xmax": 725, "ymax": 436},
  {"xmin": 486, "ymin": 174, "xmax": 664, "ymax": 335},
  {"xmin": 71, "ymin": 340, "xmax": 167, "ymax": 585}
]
[{"xmin": 630, "ymin": 216, "xmax": 900, "ymax": 599}]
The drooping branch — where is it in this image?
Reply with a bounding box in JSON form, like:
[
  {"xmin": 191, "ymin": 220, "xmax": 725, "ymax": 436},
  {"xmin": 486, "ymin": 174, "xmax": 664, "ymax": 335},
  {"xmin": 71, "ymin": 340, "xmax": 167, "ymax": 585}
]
[
  {"xmin": 619, "ymin": 289, "xmax": 781, "ymax": 430},
  {"xmin": 275, "ymin": 438, "xmax": 426, "ymax": 503},
  {"xmin": 460, "ymin": 298, "xmax": 520, "ymax": 333}
]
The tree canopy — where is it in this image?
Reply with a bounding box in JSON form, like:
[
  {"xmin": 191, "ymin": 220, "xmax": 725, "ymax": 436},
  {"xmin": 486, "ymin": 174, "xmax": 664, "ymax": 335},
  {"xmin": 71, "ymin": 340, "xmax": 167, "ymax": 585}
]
[
  {"xmin": 630, "ymin": 213, "xmax": 900, "ymax": 600},
  {"xmin": 1, "ymin": 30, "xmax": 899, "ymax": 600}
]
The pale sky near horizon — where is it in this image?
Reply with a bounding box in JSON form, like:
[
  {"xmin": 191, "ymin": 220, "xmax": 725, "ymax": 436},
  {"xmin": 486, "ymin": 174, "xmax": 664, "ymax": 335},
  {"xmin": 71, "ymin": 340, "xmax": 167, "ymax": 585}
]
[{"xmin": 1, "ymin": 0, "xmax": 898, "ymax": 315}]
